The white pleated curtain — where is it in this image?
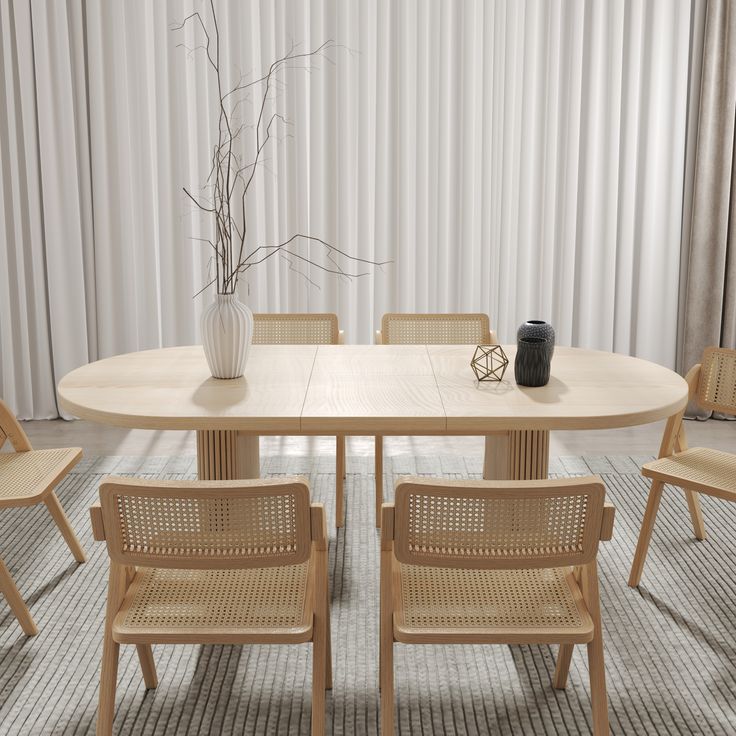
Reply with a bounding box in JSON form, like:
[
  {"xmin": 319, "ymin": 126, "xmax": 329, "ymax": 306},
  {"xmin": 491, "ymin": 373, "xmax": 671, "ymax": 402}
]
[{"xmin": 0, "ymin": 0, "xmax": 692, "ymax": 418}]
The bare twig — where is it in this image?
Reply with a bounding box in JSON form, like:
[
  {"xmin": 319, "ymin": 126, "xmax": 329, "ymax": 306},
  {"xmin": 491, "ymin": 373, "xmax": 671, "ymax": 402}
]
[
  {"xmin": 170, "ymin": 12, "xmax": 217, "ymax": 70},
  {"xmin": 183, "ymin": 187, "xmax": 215, "ymax": 213},
  {"xmin": 240, "ymin": 234, "xmax": 392, "ymax": 271},
  {"xmin": 280, "ymin": 253, "xmax": 322, "ymax": 290},
  {"xmin": 173, "ymin": 5, "xmax": 387, "ymax": 297}
]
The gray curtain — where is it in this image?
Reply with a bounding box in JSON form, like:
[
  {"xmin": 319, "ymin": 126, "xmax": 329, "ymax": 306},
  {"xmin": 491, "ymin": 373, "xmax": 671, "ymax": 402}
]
[{"xmin": 679, "ymin": 0, "xmax": 736, "ymax": 418}]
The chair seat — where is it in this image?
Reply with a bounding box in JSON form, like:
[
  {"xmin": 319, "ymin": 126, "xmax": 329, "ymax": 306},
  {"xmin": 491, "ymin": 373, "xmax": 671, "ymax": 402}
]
[
  {"xmin": 113, "ymin": 561, "xmax": 314, "ymax": 644},
  {"xmin": 0, "ymin": 448, "xmax": 81, "ymax": 508},
  {"xmin": 393, "ymin": 563, "xmax": 594, "ymax": 644},
  {"xmin": 642, "ymin": 447, "xmax": 736, "ymax": 501}
]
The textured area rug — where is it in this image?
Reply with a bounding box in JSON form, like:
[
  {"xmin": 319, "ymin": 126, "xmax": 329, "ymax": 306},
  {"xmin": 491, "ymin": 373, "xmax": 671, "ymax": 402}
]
[{"xmin": 1, "ymin": 454, "xmax": 736, "ymax": 735}]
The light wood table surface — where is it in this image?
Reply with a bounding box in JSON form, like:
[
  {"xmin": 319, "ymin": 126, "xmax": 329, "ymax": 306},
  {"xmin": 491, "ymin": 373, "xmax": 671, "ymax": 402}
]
[{"xmin": 58, "ymin": 344, "xmax": 688, "ymax": 482}]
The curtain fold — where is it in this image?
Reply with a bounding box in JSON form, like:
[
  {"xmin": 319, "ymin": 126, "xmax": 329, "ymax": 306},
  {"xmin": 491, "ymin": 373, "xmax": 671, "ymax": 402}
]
[
  {"xmin": 1, "ymin": 0, "xmax": 694, "ymax": 419},
  {"xmin": 32, "ymin": 1, "xmax": 95, "ymax": 418},
  {"xmin": 0, "ymin": 0, "xmax": 91, "ymax": 419},
  {"xmin": 678, "ymin": 0, "xmax": 736, "ymax": 417}
]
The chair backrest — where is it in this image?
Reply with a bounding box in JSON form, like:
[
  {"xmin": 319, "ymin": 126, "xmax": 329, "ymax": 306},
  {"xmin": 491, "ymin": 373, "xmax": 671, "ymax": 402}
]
[
  {"xmin": 252, "ymin": 313, "xmax": 339, "ymax": 345},
  {"xmin": 697, "ymin": 347, "xmax": 736, "ymax": 415},
  {"xmin": 0, "ymin": 399, "xmax": 32, "ymax": 452},
  {"xmin": 380, "ymin": 313, "xmax": 491, "ymax": 345},
  {"xmin": 99, "ymin": 477, "xmax": 314, "ymax": 569},
  {"xmin": 392, "ymin": 476, "xmax": 606, "ymax": 570}
]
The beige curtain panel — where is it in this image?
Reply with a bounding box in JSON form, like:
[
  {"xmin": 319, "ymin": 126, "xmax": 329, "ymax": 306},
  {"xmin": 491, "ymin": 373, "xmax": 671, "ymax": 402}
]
[{"xmin": 679, "ymin": 0, "xmax": 736, "ymax": 418}]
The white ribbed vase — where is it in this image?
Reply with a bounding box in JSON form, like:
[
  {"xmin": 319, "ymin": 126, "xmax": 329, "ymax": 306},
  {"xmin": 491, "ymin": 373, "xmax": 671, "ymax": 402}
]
[{"xmin": 201, "ymin": 293, "xmax": 253, "ymax": 379}]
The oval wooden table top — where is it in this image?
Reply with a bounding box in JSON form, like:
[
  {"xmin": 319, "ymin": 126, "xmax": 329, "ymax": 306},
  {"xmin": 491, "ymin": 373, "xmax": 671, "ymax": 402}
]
[{"xmin": 57, "ymin": 344, "xmax": 689, "ymax": 433}]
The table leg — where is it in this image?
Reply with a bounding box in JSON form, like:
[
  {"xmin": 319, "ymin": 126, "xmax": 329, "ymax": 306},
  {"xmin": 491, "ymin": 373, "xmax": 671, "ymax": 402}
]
[
  {"xmin": 196, "ymin": 430, "xmax": 260, "ymax": 480},
  {"xmin": 483, "ymin": 430, "xmax": 549, "ymax": 480}
]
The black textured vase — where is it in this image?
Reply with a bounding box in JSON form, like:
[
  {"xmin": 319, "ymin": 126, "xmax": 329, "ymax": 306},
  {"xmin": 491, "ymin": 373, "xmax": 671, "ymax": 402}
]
[
  {"xmin": 514, "ymin": 337, "xmax": 551, "ymax": 387},
  {"xmin": 517, "ymin": 320, "xmax": 555, "ymax": 360}
]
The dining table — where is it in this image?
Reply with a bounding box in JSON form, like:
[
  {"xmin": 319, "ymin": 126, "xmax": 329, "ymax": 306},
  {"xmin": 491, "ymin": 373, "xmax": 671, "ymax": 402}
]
[{"xmin": 57, "ymin": 344, "xmax": 689, "ymax": 493}]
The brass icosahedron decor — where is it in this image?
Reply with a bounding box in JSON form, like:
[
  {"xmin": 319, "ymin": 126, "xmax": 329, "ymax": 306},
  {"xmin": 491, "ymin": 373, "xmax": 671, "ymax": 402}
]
[{"xmin": 471, "ymin": 345, "xmax": 509, "ymax": 382}]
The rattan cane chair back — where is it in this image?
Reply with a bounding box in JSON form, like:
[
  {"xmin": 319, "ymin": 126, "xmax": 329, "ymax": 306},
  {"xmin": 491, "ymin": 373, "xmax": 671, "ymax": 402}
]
[
  {"xmin": 697, "ymin": 347, "xmax": 736, "ymax": 415},
  {"xmin": 380, "ymin": 313, "xmax": 491, "ymax": 345},
  {"xmin": 99, "ymin": 478, "xmax": 312, "ymax": 569},
  {"xmin": 252, "ymin": 313, "xmax": 339, "ymax": 345},
  {"xmin": 393, "ymin": 477, "xmax": 605, "ymax": 570}
]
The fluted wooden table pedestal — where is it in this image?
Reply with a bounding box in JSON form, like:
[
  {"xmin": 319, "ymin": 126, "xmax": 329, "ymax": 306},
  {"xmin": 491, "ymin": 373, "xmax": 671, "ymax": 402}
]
[
  {"xmin": 483, "ymin": 430, "xmax": 550, "ymax": 480},
  {"xmin": 196, "ymin": 431, "xmax": 260, "ymax": 480}
]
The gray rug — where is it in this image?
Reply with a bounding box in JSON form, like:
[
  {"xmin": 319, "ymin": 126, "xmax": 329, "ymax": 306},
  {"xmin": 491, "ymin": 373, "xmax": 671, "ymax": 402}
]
[{"xmin": 1, "ymin": 453, "xmax": 736, "ymax": 735}]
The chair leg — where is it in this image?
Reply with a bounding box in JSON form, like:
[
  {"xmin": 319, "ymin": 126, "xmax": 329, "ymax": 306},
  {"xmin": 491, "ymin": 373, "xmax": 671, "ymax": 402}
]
[
  {"xmin": 380, "ymin": 633, "xmax": 394, "ymax": 735},
  {"xmin": 379, "ymin": 531, "xmax": 394, "ymax": 732},
  {"xmin": 375, "ymin": 436, "xmax": 383, "ymax": 528},
  {"xmin": 587, "ymin": 633, "xmax": 609, "ymax": 735},
  {"xmin": 336, "ymin": 436, "xmax": 345, "ymax": 529},
  {"xmin": 136, "ymin": 645, "xmax": 158, "ymax": 689},
  {"xmin": 0, "ymin": 558, "xmax": 37, "ymax": 636},
  {"xmin": 628, "ymin": 480, "xmax": 664, "ymax": 587},
  {"xmin": 581, "ymin": 562, "xmax": 609, "ymax": 735},
  {"xmin": 684, "ymin": 490, "xmax": 706, "ymax": 540},
  {"xmin": 552, "ymin": 644, "xmax": 574, "ymax": 689},
  {"xmin": 124, "ymin": 567, "xmax": 157, "ymax": 688},
  {"xmin": 97, "ymin": 634, "xmax": 120, "ymax": 735},
  {"xmin": 97, "ymin": 563, "xmax": 126, "ymax": 735},
  {"xmin": 325, "ymin": 588, "xmax": 333, "ymax": 690},
  {"xmin": 45, "ymin": 492, "xmax": 86, "ymax": 563},
  {"xmin": 312, "ymin": 620, "xmax": 327, "ymax": 735}
]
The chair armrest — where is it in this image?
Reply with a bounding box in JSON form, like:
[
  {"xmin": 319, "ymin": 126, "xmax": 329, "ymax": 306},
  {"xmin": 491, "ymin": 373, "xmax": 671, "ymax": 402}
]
[
  {"xmin": 338, "ymin": 330, "xmax": 345, "ymax": 345},
  {"xmin": 600, "ymin": 503, "xmax": 615, "ymax": 541},
  {"xmin": 375, "ymin": 330, "xmax": 383, "ymax": 345},
  {"xmin": 311, "ymin": 503, "xmax": 328, "ymax": 551},
  {"xmin": 90, "ymin": 504, "xmax": 106, "ymax": 541},
  {"xmin": 489, "ymin": 329, "xmax": 499, "ymax": 345}
]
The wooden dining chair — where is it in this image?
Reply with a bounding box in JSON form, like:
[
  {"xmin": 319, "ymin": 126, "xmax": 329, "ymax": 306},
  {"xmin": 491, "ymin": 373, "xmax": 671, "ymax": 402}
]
[
  {"xmin": 380, "ymin": 476, "xmax": 614, "ymax": 735},
  {"xmin": 0, "ymin": 398, "xmax": 86, "ymax": 635},
  {"xmin": 91, "ymin": 476, "xmax": 331, "ymax": 736},
  {"xmin": 252, "ymin": 313, "xmax": 348, "ymax": 529},
  {"xmin": 628, "ymin": 346, "xmax": 736, "ymax": 587},
  {"xmin": 373, "ymin": 313, "xmax": 497, "ymax": 526}
]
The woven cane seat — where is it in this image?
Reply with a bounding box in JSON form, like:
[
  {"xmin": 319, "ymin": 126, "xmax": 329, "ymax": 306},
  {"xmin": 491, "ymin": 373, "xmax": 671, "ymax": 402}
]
[
  {"xmin": 642, "ymin": 447, "xmax": 736, "ymax": 502},
  {"xmin": 113, "ymin": 560, "xmax": 313, "ymax": 644},
  {"xmin": 393, "ymin": 563, "xmax": 594, "ymax": 644},
  {"xmin": 0, "ymin": 448, "xmax": 81, "ymax": 508}
]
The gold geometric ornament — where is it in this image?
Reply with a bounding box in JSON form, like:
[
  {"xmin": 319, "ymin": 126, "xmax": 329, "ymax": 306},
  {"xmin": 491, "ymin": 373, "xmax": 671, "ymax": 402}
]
[{"xmin": 470, "ymin": 345, "xmax": 509, "ymax": 382}]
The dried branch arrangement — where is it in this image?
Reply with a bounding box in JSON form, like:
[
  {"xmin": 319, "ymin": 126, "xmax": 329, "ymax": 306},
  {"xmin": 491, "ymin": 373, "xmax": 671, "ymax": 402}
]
[{"xmin": 174, "ymin": 1, "xmax": 387, "ymax": 297}]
